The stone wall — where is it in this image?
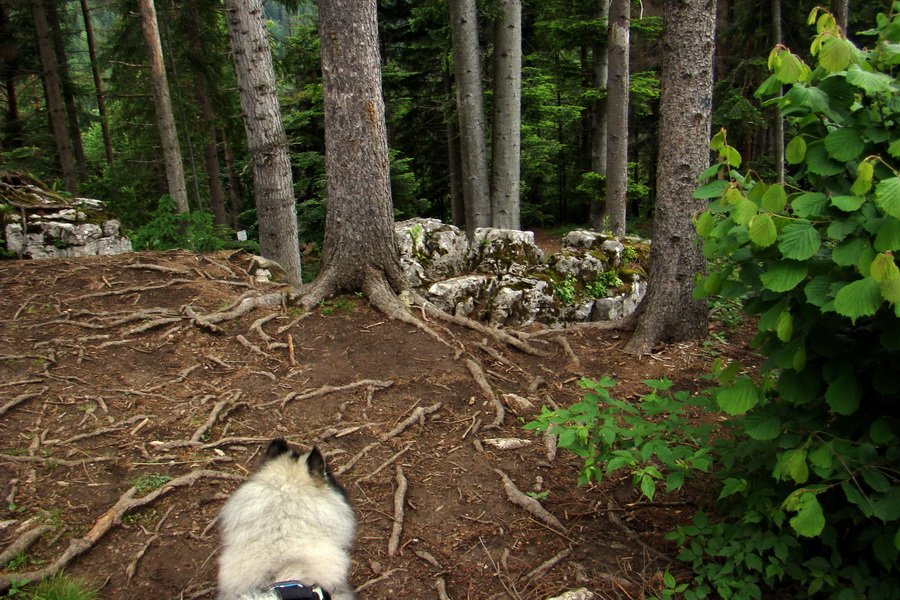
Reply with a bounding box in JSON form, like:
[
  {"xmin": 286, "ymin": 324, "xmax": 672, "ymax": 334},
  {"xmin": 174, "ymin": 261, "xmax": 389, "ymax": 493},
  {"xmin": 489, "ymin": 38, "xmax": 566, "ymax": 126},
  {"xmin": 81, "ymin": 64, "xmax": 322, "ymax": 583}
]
[{"xmin": 394, "ymin": 219, "xmax": 649, "ymax": 328}]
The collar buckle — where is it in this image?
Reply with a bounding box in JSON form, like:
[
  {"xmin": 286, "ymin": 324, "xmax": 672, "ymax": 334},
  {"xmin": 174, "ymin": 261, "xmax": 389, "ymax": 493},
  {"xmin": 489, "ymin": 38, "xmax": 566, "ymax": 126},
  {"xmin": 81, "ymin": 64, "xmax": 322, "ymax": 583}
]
[{"xmin": 267, "ymin": 580, "xmax": 330, "ymax": 600}]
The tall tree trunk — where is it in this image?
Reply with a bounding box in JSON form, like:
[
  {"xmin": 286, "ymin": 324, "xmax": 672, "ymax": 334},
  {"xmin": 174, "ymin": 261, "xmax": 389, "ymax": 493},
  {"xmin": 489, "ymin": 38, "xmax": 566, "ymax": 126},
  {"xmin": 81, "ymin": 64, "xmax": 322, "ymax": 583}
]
[
  {"xmin": 79, "ymin": 0, "xmax": 112, "ymax": 165},
  {"xmin": 603, "ymin": 0, "xmax": 629, "ymax": 235},
  {"xmin": 831, "ymin": 0, "xmax": 848, "ymax": 33},
  {"xmin": 31, "ymin": 0, "xmax": 77, "ymax": 194},
  {"xmin": 137, "ymin": 0, "xmax": 189, "ymax": 213},
  {"xmin": 624, "ymin": 0, "xmax": 716, "ymax": 355},
  {"xmin": 222, "ymin": 130, "xmax": 243, "ymax": 230},
  {"xmin": 449, "ymin": 0, "xmax": 491, "ymax": 238},
  {"xmin": 444, "ymin": 70, "xmax": 465, "ymax": 229},
  {"xmin": 772, "ymin": 0, "xmax": 784, "ymax": 184},
  {"xmin": 490, "ymin": 0, "xmax": 521, "ymax": 230},
  {"xmin": 303, "ymin": 0, "xmax": 406, "ymax": 305},
  {"xmin": 46, "ymin": 0, "xmax": 86, "ymax": 177},
  {"xmin": 589, "ymin": 0, "xmax": 610, "ymax": 230},
  {"xmin": 1, "ymin": 2, "xmax": 23, "ymax": 148},
  {"xmin": 195, "ymin": 79, "xmax": 227, "ymax": 226},
  {"xmin": 224, "ymin": 0, "xmax": 302, "ymax": 285}
]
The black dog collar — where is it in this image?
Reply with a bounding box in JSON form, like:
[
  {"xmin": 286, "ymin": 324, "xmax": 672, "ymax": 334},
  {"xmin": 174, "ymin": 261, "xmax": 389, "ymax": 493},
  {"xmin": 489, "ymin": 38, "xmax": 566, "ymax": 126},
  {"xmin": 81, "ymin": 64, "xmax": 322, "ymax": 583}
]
[{"xmin": 267, "ymin": 580, "xmax": 331, "ymax": 600}]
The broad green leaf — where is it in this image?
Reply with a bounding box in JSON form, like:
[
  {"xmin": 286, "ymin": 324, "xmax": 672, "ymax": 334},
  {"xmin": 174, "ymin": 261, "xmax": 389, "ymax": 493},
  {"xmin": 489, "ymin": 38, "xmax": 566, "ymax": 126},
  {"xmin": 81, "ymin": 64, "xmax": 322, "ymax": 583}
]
[
  {"xmin": 710, "ymin": 129, "xmax": 726, "ymax": 151},
  {"xmin": 882, "ymin": 278, "xmax": 900, "ymax": 304},
  {"xmin": 876, "ymin": 177, "xmax": 900, "ymax": 217},
  {"xmin": 743, "ymin": 412, "xmax": 782, "ymax": 440},
  {"xmin": 805, "ymin": 275, "xmax": 837, "ymax": 307},
  {"xmin": 749, "ymin": 214, "xmax": 778, "ymax": 247},
  {"xmin": 760, "ymin": 260, "xmax": 809, "ymax": 292},
  {"xmin": 723, "ymin": 185, "xmax": 744, "ymax": 205},
  {"xmin": 698, "ymin": 163, "xmax": 723, "ymax": 181},
  {"xmin": 785, "ymin": 448, "xmax": 810, "ymax": 484},
  {"xmin": 723, "ymin": 145, "xmax": 742, "ymax": 168},
  {"xmin": 779, "ymin": 220, "xmax": 821, "ymax": 260},
  {"xmin": 819, "ymin": 37, "xmax": 853, "ymax": 72},
  {"xmin": 852, "ymin": 161, "xmax": 875, "ymax": 196},
  {"xmin": 824, "ymin": 128, "xmax": 865, "ymax": 162},
  {"xmin": 790, "ymin": 494, "xmax": 825, "ymax": 537},
  {"xmin": 843, "ymin": 481, "xmax": 874, "ymax": 518},
  {"xmin": 825, "ymin": 371, "xmax": 863, "ymax": 414},
  {"xmin": 762, "ymin": 184, "xmax": 788, "ymax": 213},
  {"xmin": 717, "ymin": 377, "xmax": 761, "ymax": 415},
  {"xmin": 809, "ymin": 444, "xmax": 834, "ymax": 469},
  {"xmin": 694, "ymin": 180, "xmax": 730, "ymax": 199},
  {"xmin": 755, "ymin": 73, "xmax": 783, "ymax": 97},
  {"xmin": 872, "ymin": 487, "xmax": 900, "ymax": 522},
  {"xmin": 871, "ymin": 252, "xmax": 900, "ymax": 283},
  {"xmin": 863, "ymin": 468, "xmax": 892, "ymax": 493},
  {"xmin": 786, "ymin": 136, "xmax": 807, "ymax": 164},
  {"xmin": 778, "ymin": 368, "xmax": 820, "ymax": 405},
  {"xmin": 846, "ymin": 63, "xmax": 895, "ymax": 93},
  {"xmin": 732, "ymin": 198, "xmax": 759, "ymax": 226},
  {"xmin": 776, "ymin": 50, "xmax": 807, "ymax": 83},
  {"xmin": 786, "ymin": 84, "xmax": 830, "ymax": 113},
  {"xmin": 870, "ymin": 419, "xmax": 896, "ymax": 443},
  {"xmin": 832, "ymin": 237, "xmax": 869, "ymax": 266},
  {"xmin": 831, "ymin": 195, "xmax": 865, "ymax": 212},
  {"xmin": 695, "ymin": 210, "xmax": 717, "ymax": 237},
  {"xmin": 805, "ymin": 141, "xmax": 845, "ymax": 176},
  {"xmin": 889, "ymin": 138, "xmax": 900, "ymax": 159},
  {"xmin": 776, "ymin": 310, "xmax": 793, "ymax": 342},
  {"xmin": 834, "ymin": 277, "xmax": 882, "ymax": 322},
  {"xmin": 827, "ymin": 217, "xmax": 858, "ymax": 241},
  {"xmin": 792, "ymin": 192, "xmax": 829, "ymax": 218}
]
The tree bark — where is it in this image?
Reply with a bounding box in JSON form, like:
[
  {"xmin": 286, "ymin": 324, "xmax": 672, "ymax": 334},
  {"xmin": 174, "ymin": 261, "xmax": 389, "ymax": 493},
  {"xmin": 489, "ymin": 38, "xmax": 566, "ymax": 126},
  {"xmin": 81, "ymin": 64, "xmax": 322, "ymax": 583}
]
[
  {"xmin": 137, "ymin": 0, "xmax": 189, "ymax": 213},
  {"xmin": 444, "ymin": 70, "xmax": 465, "ymax": 230},
  {"xmin": 449, "ymin": 0, "xmax": 491, "ymax": 238},
  {"xmin": 624, "ymin": 0, "xmax": 716, "ymax": 355},
  {"xmin": 589, "ymin": 0, "xmax": 610, "ymax": 230},
  {"xmin": 772, "ymin": 0, "xmax": 784, "ymax": 184},
  {"xmin": 222, "ymin": 129, "xmax": 243, "ymax": 230},
  {"xmin": 224, "ymin": 0, "xmax": 302, "ymax": 285},
  {"xmin": 831, "ymin": 0, "xmax": 848, "ymax": 34},
  {"xmin": 194, "ymin": 79, "xmax": 227, "ymax": 227},
  {"xmin": 490, "ymin": 0, "xmax": 521, "ymax": 231},
  {"xmin": 602, "ymin": 0, "xmax": 629, "ymax": 236},
  {"xmin": 31, "ymin": 0, "xmax": 78, "ymax": 194},
  {"xmin": 46, "ymin": 0, "xmax": 86, "ymax": 178},
  {"xmin": 307, "ymin": 0, "xmax": 406, "ymax": 303},
  {"xmin": 79, "ymin": 0, "xmax": 112, "ymax": 165}
]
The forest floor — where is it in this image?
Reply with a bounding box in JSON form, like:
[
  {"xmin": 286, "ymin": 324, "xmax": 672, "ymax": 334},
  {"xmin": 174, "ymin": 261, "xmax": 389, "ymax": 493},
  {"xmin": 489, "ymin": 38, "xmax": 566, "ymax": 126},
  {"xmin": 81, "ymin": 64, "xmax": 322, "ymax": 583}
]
[{"xmin": 0, "ymin": 233, "xmax": 758, "ymax": 600}]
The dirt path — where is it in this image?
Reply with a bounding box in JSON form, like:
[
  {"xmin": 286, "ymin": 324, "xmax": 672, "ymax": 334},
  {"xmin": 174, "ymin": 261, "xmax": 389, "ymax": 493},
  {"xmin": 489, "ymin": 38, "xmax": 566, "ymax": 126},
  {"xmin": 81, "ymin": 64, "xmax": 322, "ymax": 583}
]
[{"xmin": 0, "ymin": 249, "xmax": 749, "ymax": 599}]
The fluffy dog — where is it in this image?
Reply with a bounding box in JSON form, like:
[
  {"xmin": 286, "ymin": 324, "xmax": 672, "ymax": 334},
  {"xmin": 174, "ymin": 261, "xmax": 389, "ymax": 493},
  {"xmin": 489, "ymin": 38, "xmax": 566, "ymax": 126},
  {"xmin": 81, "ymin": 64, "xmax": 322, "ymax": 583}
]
[{"xmin": 217, "ymin": 439, "xmax": 355, "ymax": 600}]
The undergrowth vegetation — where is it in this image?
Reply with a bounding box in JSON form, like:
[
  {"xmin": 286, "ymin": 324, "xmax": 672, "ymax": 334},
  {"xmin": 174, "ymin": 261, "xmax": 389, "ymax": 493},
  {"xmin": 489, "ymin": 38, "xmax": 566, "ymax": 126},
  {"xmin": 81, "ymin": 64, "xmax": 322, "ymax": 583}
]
[{"xmin": 530, "ymin": 7, "xmax": 900, "ymax": 599}]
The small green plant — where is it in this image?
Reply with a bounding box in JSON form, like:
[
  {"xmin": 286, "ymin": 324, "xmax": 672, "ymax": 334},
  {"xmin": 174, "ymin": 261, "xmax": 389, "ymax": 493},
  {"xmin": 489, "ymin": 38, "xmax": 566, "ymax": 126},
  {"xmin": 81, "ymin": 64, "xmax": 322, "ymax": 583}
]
[
  {"xmin": 586, "ymin": 270, "xmax": 624, "ymax": 298},
  {"xmin": 554, "ymin": 276, "xmax": 577, "ymax": 304},
  {"xmin": 318, "ymin": 297, "xmax": 355, "ymax": 316},
  {"xmin": 5, "ymin": 551, "xmax": 32, "ymax": 571},
  {"xmin": 122, "ymin": 508, "xmax": 158, "ymax": 527},
  {"xmin": 131, "ymin": 473, "xmax": 172, "ymax": 492},
  {"xmin": 21, "ymin": 572, "xmax": 101, "ymax": 600},
  {"xmin": 622, "ymin": 246, "xmax": 639, "ymax": 263},
  {"xmin": 526, "ymin": 490, "xmax": 548, "ymax": 500},
  {"xmin": 526, "ymin": 377, "xmax": 715, "ymax": 496}
]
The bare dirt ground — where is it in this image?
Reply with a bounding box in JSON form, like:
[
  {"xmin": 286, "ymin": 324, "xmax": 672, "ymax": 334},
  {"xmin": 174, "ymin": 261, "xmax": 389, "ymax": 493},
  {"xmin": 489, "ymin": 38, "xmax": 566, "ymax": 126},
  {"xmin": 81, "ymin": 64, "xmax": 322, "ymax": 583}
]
[{"xmin": 0, "ymin": 240, "xmax": 754, "ymax": 600}]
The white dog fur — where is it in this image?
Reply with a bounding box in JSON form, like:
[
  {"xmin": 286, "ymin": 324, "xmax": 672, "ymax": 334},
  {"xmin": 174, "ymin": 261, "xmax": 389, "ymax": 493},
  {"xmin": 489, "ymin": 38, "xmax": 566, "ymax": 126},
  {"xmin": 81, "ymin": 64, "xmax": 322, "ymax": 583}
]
[{"xmin": 217, "ymin": 439, "xmax": 355, "ymax": 600}]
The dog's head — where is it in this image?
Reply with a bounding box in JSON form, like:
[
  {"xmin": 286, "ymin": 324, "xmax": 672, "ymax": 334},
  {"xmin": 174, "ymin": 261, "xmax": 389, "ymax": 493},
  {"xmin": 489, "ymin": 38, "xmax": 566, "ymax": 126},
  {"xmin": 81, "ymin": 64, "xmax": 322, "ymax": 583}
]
[{"xmin": 260, "ymin": 438, "xmax": 347, "ymax": 498}]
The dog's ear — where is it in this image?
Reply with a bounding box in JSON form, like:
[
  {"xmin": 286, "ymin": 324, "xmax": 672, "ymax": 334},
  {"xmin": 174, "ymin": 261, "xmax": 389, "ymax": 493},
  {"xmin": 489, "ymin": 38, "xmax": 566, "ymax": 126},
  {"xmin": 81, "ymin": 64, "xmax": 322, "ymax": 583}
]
[
  {"xmin": 263, "ymin": 438, "xmax": 292, "ymax": 463},
  {"xmin": 306, "ymin": 446, "xmax": 328, "ymax": 481}
]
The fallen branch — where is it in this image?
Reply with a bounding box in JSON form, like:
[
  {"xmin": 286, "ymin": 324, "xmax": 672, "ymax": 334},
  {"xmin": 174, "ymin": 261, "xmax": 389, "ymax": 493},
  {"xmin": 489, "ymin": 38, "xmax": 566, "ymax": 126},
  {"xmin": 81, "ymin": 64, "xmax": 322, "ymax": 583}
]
[
  {"xmin": 465, "ymin": 359, "xmax": 504, "ymax": 429},
  {"xmin": 388, "ymin": 465, "xmax": 408, "ymax": 556},
  {"xmin": 495, "ymin": 469, "xmax": 567, "ymax": 533},
  {"xmin": 0, "ymin": 470, "xmax": 243, "ymax": 592}
]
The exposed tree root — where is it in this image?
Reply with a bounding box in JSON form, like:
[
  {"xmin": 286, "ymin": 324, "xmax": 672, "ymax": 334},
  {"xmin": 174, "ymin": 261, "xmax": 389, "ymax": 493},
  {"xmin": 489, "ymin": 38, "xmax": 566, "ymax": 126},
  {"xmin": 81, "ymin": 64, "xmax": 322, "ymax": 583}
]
[
  {"xmin": 465, "ymin": 359, "xmax": 505, "ymax": 429},
  {"xmin": 354, "ymin": 568, "xmax": 403, "ymax": 595},
  {"xmin": 254, "ymin": 379, "xmax": 394, "ymax": 410},
  {"xmin": 606, "ymin": 500, "xmax": 670, "ymax": 562},
  {"xmin": 0, "ymin": 525, "xmax": 52, "ymax": 568},
  {"xmin": 553, "ymin": 335, "xmax": 582, "ymax": 369},
  {"xmin": 421, "ymin": 300, "xmax": 547, "ymax": 356},
  {"xmin": 495, "ymin": 469, "xmax": 567, "ymax": 534},
  {"xmin": 0, "ymin": 388, "xmax": 46, "ymax": 417},
  {"xmin": 0, "ymin": 470, "xmax": 243, "ymax": 592},
  {"xmin": 435, "ymin": 576, "xmax": 452, "ymax": 600},
  {"xmin": 520, "ymin": 548, "xmax": 572, "ymax": 586},
  {"xmin": 524, "ymin": 312, "xmax": 637, "ymax": 338},
  {"xmin": 388, "ymin": 464, "xmax": 408, "ymax": 556}
]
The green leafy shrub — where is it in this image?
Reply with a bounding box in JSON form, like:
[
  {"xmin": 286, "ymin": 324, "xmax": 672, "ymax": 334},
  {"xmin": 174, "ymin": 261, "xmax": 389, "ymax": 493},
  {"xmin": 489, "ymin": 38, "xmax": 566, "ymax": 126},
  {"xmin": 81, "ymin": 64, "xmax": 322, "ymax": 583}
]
[
  {"xmin": 688, "ymin": 7, "xmax": 900, "ymax": 598},
  {"xmin": 130, "ymin": 196, "xmax": 232, "ymax": 252}
]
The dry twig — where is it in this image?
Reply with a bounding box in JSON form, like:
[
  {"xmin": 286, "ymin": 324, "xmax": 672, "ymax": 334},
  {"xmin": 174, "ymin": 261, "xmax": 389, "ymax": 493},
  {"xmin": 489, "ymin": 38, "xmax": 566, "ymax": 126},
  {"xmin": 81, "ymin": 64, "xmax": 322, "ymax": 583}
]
[{"xmin": 388, "ymin": 465, "xmax": 408, "ymax": 556}]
